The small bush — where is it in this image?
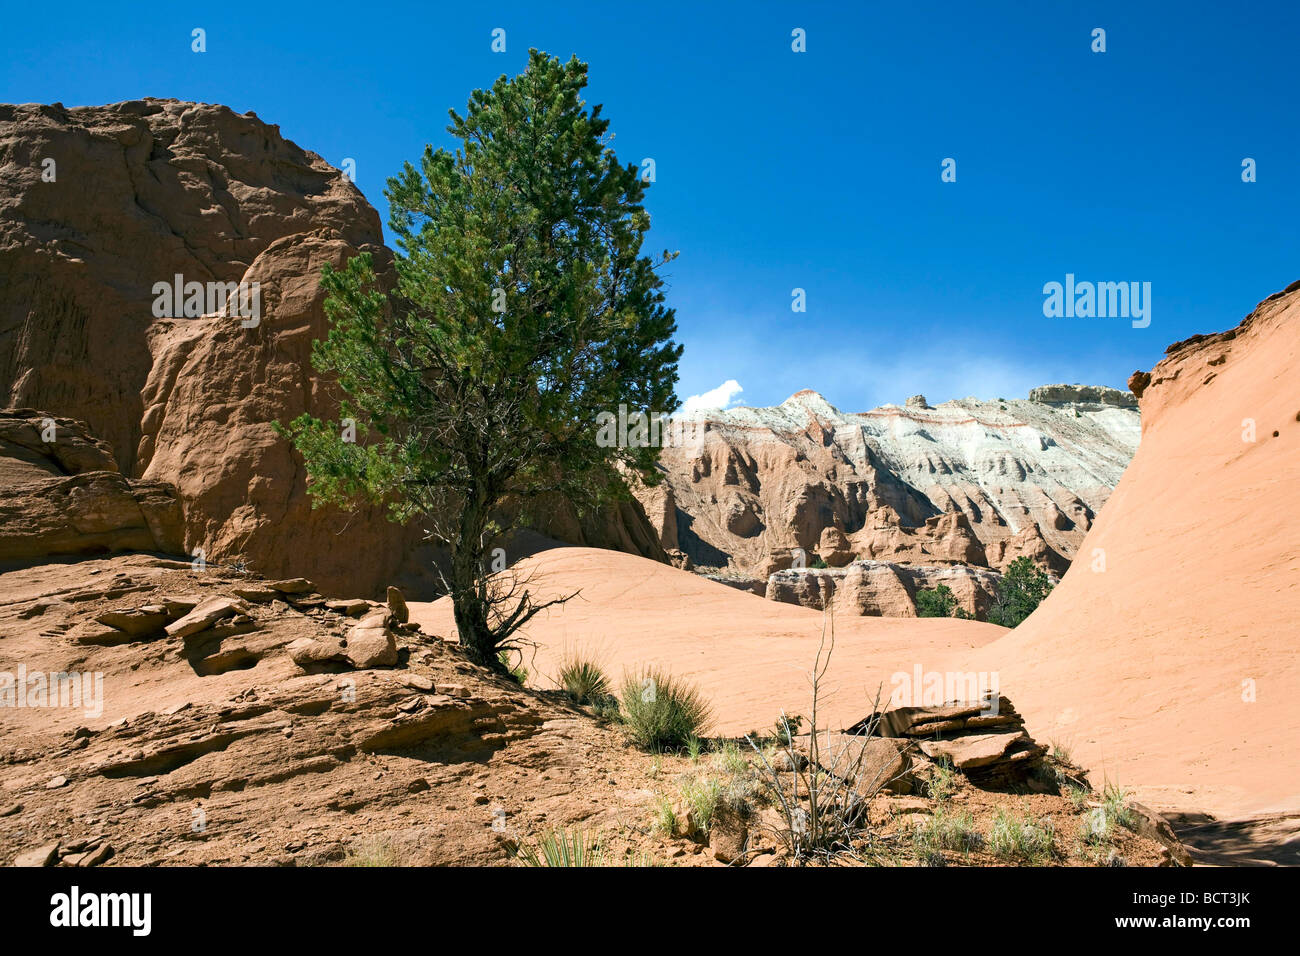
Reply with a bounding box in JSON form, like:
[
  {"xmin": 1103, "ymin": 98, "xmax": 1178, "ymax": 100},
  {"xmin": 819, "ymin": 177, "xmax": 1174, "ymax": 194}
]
[
  {"xmin": 679, "ymin": 776, "xmax": 723, "ymax": 834},
  {"xmin": 773, "ymin": 714, "xmax": 803, "ymax": 746},
  {"xmin": 709, "ymin": 739, "xmax": 748, "ymax": 777},
  {"xmin": 915, "ymin": 809, "xmax": 981, "ymax": 857},
  {"xmin": 988, "ymin": 810, "xmax": 1056, "ymax": 863},
  {"xmin": 926, "ymin": 759, "xmax": 958, "ymax": 803},
  {"xmin": 650, "ymin": 795, "xmax": 678, "ymax": 836},
  {"xmin": 556, "ymin": 654, "xmax": 609, "ymax": 704},
  {"xmin": 497, "ymin": 648, "xmax": 528, "ymax": 685},
  {"xmin": 619, "ymin": 667, "xmax": 713, "ymax": 752},
  {"xmin": 516, "ymin": 828, "xmax": 602, "ymax": 867},
  {"xmin": 1083, "ymin": 782, "xmax": 1134, "ymax": 844}
]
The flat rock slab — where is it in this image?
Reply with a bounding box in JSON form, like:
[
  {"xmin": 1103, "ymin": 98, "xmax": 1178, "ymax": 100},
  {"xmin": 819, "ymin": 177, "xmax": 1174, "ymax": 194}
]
[
  {"xmin": 918, "ymin": 729, "xmax": 1033, "ymax": 770},
  {"xmin": 326, "ymin": 599, "xmax": 371, "ymax": 617},
  {"xmin": 267, "ymin": 578, "xmax": 315, "ymax": 594},
  {"xmin": 166, "ymin": 596, "xmax": 249, "ymax": 638},
  {"xmin": 96, "ymin": 607, "xmax": 168, "ymax": 637},
  {"xmin": 12, "ymin": 842, "xmax": 60, "ymax": 867}
]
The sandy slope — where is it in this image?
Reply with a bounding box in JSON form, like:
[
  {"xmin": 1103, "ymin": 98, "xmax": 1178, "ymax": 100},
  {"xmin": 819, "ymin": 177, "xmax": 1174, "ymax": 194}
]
[
  {"xmin": 416, "ymin": 284, "xmax": 1298, "ymax": 823},
  {"xmin": 410, "ymin": 548, "xmax": 1005, "ymax": 735},
  {"xmin": 953, "ymin": 284, "xmax": 1300, "ymax": 819}
]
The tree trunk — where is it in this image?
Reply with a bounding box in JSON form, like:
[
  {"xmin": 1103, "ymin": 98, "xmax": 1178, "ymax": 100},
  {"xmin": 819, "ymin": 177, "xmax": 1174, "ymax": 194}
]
[{"xmin": 450, "ymin": 492, "xmax": 502, "ymax": 671}]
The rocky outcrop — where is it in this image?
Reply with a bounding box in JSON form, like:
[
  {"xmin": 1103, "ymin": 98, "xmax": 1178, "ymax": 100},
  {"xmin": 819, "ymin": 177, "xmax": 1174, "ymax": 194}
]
[
  {"xmin": 0, "ymin": 409, "xmax": 181, "ymax": 561},
  {"xmin": 871, "ymin": 694, "xmax": 1046, "ymax": 783},
  {"xmin": 0, "ymin": 99, "xmax": 663, "ymax": 594},
  {"xmin": 637, "ymin": 387, "xmax": 1138, "ymax": 580},
  {"xmin": 767, "ymin": 560, "xmax": 1004, "ymax": 617},
  {"xmin": 1027, "ymin": 384, "xmax": 1137, "ymax": 408}
]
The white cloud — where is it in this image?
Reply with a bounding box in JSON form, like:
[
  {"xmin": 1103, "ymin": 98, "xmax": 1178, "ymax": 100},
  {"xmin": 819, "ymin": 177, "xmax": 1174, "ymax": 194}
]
[{"xmin": 678, "ymin": 379, "xmax": 744, "ymax": 415}]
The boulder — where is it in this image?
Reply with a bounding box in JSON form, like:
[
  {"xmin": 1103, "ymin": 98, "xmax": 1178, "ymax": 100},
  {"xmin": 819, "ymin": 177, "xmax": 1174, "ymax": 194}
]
[
  {"xmin": 344, "ymin": 609, "xmax": 398, "ymax": 668},
  {"xmin": 288, "ymin": 636, "xmax": 348, "ymax": 669},
  {"xmin": 797, "ymin": 733, "xmax": 912, "ymax": 795},
  {"xmin": 165, "ymin": 596, "xmax": 250, "ymax": 638},
  {"xmin": 325, "ymin": 599, "xmax": 371, "ymax": 617},
  {"xmin": 386, "ymin": 586, "xmax": 409, "ymax": 624},
  {"xmin": 1126, "ymin": 802, "xmax": 1193, "ymax": 867},
  {"xmin": 267, "ymin": 579, "xmax": 315, "ymax": 595},
  {"xmin": 708, "ymin": 806, "xmax": 749, "ymax": 864}
]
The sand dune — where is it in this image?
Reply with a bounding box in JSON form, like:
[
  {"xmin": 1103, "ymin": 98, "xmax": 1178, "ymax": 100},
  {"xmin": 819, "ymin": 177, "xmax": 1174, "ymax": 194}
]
[
  {"xmin": 410, "ymin": 548, "xmax": 1004, "ymax": 736},
  {"xmin": 954, "ymin": 285, "xmax": 1300, "ymax": 819},
  {"xmin": 415, "ymin": 285, "xmax": 1299, "ymax": 823}
]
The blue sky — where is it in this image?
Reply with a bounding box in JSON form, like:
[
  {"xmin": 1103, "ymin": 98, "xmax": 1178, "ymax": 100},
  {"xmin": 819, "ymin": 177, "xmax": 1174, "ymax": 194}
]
[{"xmin": 3, "ymin": 1, "xmax": 1297, "ymax": 411}]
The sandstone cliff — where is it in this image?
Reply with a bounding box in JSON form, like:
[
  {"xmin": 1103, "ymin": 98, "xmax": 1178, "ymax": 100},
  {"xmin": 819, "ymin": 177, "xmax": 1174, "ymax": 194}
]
[
  {"xmin": 957, "ymin": 279, "xmax": 1300, "ymax": 817},
  {"xmin": 0, "ymin": 99, "xmax": 663, "ymax": 594},
  {"xmin": 0, "ymin": 409, "xmax": 181, "ymax": 562},
  {"xmin": 637, "ymin": 386, "xmax": 1139, "ymax": 582}
]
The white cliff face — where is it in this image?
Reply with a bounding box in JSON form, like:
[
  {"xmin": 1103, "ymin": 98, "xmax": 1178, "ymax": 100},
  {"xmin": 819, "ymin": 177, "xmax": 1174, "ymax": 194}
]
[{"xmin": 641, "ymin": 386, "xmax": 1140, "ymax": 576}]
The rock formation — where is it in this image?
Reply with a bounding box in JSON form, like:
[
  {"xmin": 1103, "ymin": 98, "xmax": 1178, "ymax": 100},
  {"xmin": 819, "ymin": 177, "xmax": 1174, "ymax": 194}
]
[
  {"xmin": 0, "ymin": 99, "xmax": 663, "ymax": 596},
  {"xmin": 767, "ymin": 560, "xmax": 1004, "ymax": 618},
  {"xmin": 637, "ymin": 387, "xmax": 1138, "ymax": 587},
  {"xmin": 956, "ymin": 279, "xmax": 1300, "ymax": 817},
  {"xmin": 870, "ymin": 694, "xmax": 1046, "ymax": 784},
  {"xmin": 0, "ymin": 409, "xmax": 181, "ymax": 562}
]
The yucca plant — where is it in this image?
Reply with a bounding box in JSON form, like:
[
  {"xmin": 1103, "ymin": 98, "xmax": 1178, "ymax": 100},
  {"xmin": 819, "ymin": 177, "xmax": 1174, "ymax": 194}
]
[
  {"xmin": 557, "ymin": 654, "xmax": 610, "ymax": 704},
  {"xmin": 618, "ymin": 667, "xmax": 713, "ymax": 751},
  {"xmin": 516, "ymin": 828, "xmax": 603, "ymax": 867}
]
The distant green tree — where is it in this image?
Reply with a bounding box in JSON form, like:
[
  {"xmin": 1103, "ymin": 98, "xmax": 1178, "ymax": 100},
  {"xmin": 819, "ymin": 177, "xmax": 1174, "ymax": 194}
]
[
  {"xmin": 915, "ymin": 584, "xmax": 958, "ymax": 618},
  {"xmin": 914, "ymin": 584, "xmax": 979, "ymax": 620},
  {"xmin": 277, "ymin": 51, "xmax": 682, "ymax": 671},
  {"xmin": 988, "ymin": 557, "xmax": 1054, "ymax": 628}
]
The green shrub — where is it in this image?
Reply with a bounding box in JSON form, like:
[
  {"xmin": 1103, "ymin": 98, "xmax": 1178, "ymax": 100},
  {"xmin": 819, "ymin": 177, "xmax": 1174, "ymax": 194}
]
[
  {"xmin": 1083, "ymin": 782, "xmax": 1134, "ymax": 844},
  {"xmin": 679, "ymin": 776, "xmax": 724, "ymax": 834},
  {"xmin": 916, "ymin": 585, "xmax": 958, "ymax": 618},
  {"xmin": 926, "ymin": 759, "xmax": 959, "ymax": 803},
  {"xmin": 988, "ymin": 557, "xmax": 1054, "ymax": 628},
  {"xmin": 618, "ymin": 667, "xmax": 713, "ymax": 752},
  {"xmin": 516, "ymin": 828, "xmax": 602, "ymax": 867},
  {"xmin": 650, "ymin": 794, "xmax": 678, "ymax": 835},
  {"xmin": 915, "ymin": 808, "xmax": 981, "ymax": 857},
  {"xmin": 988, "ymin": 810, "xmax": 1056, "ymax": 863},
  {"xmin": 710, "ymin": 739, "xmax": 749, "ymax": 777},
  {"xmin": 497, "ymin": 648, "xmax": 528, "ymax": 685},
  {"xmin": 557, "ymin": 654, "xmax": 609, "ymax": 704}
]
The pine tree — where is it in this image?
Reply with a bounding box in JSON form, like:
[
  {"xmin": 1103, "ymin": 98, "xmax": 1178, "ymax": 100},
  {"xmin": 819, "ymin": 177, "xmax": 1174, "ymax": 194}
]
[
  {"xmin": 278, "ymin": 51, "xmax": 682, "ymax": 670},
  {"xmin": 988, "ymin": 557, "xmax": 1055, "ymax": 628}
]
